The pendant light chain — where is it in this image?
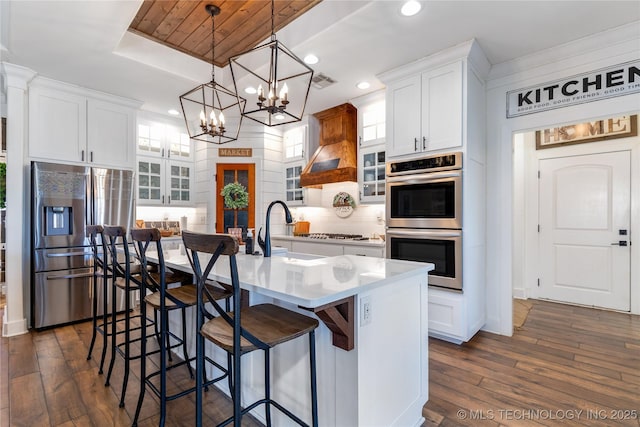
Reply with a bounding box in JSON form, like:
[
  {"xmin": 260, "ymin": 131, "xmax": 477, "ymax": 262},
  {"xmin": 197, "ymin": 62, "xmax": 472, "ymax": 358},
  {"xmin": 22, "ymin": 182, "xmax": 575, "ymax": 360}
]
[
  {"xmin": 271, "ymin": 0, "xmax": 275, "ymax": 40},
  {"xmin": 211, "ymin": 9, "xmax": 216, "ymax": 83}
]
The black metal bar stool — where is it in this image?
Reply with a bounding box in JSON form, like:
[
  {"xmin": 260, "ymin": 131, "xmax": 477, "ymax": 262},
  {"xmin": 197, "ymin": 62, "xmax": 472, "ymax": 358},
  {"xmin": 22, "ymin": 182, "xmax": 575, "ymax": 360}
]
[
  {"xmin": 130, "ymin": 227, "xmax": 233, "ymax": 427},
  {"xmin": 86, "ymin": 225, "xmax": 112, "ymax": 374},
  {"xmin": 182, "ymin": 231, "xmax": 319, "ymax": 427},
  {"xmin": 102, "ymin": 225, "xmax": 155, "ymax": 408}
]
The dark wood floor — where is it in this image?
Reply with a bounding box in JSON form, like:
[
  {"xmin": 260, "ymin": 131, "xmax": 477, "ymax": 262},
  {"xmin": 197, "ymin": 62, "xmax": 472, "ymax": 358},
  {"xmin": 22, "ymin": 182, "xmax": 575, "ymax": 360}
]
[
  {"xmin": 1, "ymin": 310, "xmax": 261, "ymax": 427},
  {"xmin": 2, "ymin": 300, "xmax": 639, "ymax": 426},
  {"xmin": 424, "ymin": 300, "xmax": 640, "ymax": 427}
]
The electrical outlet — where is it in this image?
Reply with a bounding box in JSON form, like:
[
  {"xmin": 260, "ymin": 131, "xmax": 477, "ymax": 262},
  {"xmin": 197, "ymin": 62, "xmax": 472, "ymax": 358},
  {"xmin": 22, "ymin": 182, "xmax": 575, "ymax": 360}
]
[{"xmin": 360, "ymin": 296, "xmax": 372, "ymax": 326}]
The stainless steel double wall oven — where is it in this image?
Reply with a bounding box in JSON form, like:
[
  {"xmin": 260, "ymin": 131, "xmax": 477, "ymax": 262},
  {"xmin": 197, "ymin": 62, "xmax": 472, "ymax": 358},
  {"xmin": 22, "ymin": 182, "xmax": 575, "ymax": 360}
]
[{"xmin": 386, "ymin": 152, "xmax": 462, "ymax": 290}]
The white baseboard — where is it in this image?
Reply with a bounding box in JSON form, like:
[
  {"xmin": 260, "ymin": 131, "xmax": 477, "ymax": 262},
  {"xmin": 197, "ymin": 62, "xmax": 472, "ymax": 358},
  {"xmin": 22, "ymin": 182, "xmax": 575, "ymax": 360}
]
[
  {"xmin": 2, "ymin": 313, "xmax": 28, "ymax": 337},
  {"xmin": 513, "ymin": 287, "xmax": 527, "ymax": 300}
]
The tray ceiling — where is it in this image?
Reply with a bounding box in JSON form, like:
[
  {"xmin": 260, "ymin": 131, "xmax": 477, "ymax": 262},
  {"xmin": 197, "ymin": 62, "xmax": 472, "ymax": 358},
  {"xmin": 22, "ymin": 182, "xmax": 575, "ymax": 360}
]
[{"xmin": 128, "ymin": 0, "xmax": 322, "ymax": 68}]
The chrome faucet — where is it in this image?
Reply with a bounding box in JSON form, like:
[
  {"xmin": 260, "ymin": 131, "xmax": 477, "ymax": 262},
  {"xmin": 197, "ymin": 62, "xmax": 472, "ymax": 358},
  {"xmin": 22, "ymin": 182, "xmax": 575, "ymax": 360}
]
[{"xmin": 257, "ymin": 200, "xmax": 293, "ymax": 257}]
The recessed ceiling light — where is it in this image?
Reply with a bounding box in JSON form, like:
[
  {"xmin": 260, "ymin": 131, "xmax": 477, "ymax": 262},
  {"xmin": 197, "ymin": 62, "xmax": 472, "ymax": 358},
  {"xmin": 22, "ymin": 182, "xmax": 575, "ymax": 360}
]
[
  {"xmin": 168, "ymin": 109, "xmax": 180, "ymax": 116},
  {"xmin": 245, "ymin": 86, "xmax": 257, "ymax": 94},
  {"xmin": 275, "ymin": 114, "xmax": 286, "ymax": 120},
  {"xmin": 304, "ymin": 54, "xmax": 319, "ymax": 65},
  {"xmin": 356, "ymin": 81, "xmax": 371, "ymax": 90},
  {"xmin": 401, "ymin": 0, "xmax": 421, "ymax": 16}
]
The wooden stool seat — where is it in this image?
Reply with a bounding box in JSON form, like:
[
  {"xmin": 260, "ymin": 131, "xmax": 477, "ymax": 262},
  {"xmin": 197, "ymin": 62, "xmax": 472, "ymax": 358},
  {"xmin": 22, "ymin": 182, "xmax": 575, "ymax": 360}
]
[
  {"xmin": 201, "ymin": 303, "xmax": 319, "ymax": 353},
  {"xmin": 144, "ymin": 283, "xmax": 231, "ymax": 309}
]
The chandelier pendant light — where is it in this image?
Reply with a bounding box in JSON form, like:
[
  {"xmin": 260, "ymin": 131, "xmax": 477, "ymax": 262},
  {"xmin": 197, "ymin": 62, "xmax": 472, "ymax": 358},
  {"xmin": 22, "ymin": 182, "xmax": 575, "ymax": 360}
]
[
  {"xmin": 228, "ymin": 0, "xmax": 314, "ymax": 127},
  {"xmin": 179, "ymin": 4, "xmax": 246, "ymax": 144}
]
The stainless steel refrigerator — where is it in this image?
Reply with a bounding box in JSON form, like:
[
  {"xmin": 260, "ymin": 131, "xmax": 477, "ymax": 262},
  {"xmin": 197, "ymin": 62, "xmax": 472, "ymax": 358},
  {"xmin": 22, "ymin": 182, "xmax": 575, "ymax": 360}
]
[{"xmin": 31, "ymin": 161, "xmax": 135, "ymax": 329}]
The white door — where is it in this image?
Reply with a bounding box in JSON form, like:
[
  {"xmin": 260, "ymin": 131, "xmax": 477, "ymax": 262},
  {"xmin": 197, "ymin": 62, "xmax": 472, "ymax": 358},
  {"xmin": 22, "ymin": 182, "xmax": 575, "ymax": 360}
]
[{"xmin": 538, "ymin": 151, "xmax": 631, "ymax": 311}]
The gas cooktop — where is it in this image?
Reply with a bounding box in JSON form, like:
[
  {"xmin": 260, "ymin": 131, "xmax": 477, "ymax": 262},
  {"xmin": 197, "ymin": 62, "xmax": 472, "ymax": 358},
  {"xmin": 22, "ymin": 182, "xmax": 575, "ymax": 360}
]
[{"xmin": 295, "ymin": 233, "xmax": 369, "ymax": 241}]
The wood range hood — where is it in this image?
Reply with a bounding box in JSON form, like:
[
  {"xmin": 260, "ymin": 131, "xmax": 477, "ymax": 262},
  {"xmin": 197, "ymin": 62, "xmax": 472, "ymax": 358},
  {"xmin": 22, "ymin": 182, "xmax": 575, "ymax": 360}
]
[{"xmin": 300, "ymin": 103, "xmax": 357, "ymax": 187}]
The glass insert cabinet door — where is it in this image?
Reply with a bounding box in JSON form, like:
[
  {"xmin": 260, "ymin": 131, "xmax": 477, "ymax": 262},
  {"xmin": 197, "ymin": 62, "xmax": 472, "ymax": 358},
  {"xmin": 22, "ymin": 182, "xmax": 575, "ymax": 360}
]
[
  {"xmin": 138, "ymin": 159, "xmax": 163, "ymax": 203},
  {"xmin": 216, "ymin": 163, "xmax": 255, "ymax": 235},
  {"xmin": 361, "ymin": 150, "xmax": 385, "ymax": 200},
  {"xmin": 169, "ymin": 163, "xmax": 190, "ymax": 203},
  {"xmin": 285, "ymin": 164, "xmax": 304, "ymax": 203}
]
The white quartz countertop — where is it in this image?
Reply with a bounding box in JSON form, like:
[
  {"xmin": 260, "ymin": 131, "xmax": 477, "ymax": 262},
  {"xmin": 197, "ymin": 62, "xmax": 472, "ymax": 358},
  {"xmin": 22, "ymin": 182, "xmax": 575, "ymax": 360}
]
[
  {"xmin": 159, "ymin": 249, "xmax": 432, "ymax": 308},
  {"xmin": 271, "ymin": 235, "xmax": 386, "ymax": 247}
]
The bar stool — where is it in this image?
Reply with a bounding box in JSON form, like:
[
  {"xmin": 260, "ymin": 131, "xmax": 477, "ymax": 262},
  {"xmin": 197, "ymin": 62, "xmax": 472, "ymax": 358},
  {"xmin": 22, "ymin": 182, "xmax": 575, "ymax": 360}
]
[
  {"xmin": 102, "ymin": 225, "xmax": 158, "ymax": 408},
  {"xmin": 130, "ymin": 228, "xmax": 233, "ymax": 427},
  {"xmin": 182, "ymin": 231, "xmax": 319, "ymax": 427},
  {"xmin": 86, "ymin": 225, "xmax": 112, "ymax": 374}
]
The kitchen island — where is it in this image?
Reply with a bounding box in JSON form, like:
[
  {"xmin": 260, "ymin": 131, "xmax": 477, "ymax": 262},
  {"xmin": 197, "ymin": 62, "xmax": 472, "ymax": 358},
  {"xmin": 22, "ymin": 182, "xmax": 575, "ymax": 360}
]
[{"xmin": 159, "ymin": 246, "xmax": 433, "ymax": 427}]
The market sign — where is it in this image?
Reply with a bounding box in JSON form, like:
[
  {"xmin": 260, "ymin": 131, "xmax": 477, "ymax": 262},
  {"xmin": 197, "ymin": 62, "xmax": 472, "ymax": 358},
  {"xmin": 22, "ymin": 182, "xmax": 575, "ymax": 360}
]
[
  {"xmin": 506, "ymin": 60, "xmax": 640, "ymax": 118},
  {"xmin": 219, "ymin": 148, "xmax": 252, "ymax": 157}
]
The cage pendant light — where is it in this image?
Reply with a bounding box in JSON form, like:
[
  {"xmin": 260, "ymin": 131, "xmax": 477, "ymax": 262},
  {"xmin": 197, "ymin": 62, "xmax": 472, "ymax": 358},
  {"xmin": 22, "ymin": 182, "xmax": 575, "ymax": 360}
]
[
  {"xmin": 179, "ymin": 5, "xmax": 246, "ymax": 144},
  {"xmin": 228, "ymin": 0, "xmax": 313, "ymax": 127}
]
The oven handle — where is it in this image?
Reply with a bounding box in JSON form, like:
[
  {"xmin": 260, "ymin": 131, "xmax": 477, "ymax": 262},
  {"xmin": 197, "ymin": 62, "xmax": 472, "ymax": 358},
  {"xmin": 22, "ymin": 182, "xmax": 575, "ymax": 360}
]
[
  {"xmin": 386, "ymin": 170, "xmax": 461, "ymax": 182},
  {"xmin": 387, "ymin": 229, "xmax": 462, "ymax": 238}
]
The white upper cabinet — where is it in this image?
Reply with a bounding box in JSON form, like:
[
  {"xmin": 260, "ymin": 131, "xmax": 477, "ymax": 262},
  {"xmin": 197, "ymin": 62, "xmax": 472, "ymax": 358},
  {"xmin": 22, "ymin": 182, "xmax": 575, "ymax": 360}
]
[
  {"xmin": 137, "ymin": 120, "xmax": 192, "ymax": 161},
  {"xmin": 136, "ymin": 118, "xmax": 195, "ymax": 207},
  {"xmin": 87, "ymin": 99, "xmax": 136, "ymax": 167},
  {"xmin": 29, "ymin": 78, "xmax": 139, "ymax": 169},
  {"xmin": 385, "ymin": 61, "xmax": 462, "ymax": 158},
  {"xmin": 282, "ymin": 118, "xmax": 321, "ymax": 206},
  {"xmin": 352, "ymin": 91, "xmax": 386, "ymax": 203},
  {"xmin": 283, "ymin": 125, "xmax": 307, "ymax": 162}
]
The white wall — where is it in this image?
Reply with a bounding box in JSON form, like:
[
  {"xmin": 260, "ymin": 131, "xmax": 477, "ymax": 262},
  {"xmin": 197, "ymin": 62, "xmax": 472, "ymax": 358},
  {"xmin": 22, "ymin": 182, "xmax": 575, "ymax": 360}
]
[
  {"xmin": 484, "ymin": 22, "xmax": 640, "ymax": 335},
  {"xmin": 289, "ymin": 181, "xmax": 386, "ymax": 237}
]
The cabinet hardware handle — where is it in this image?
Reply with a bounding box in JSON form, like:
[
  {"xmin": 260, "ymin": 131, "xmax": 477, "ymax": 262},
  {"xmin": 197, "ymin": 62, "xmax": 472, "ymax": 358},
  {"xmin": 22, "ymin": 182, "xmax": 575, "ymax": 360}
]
[
  {"xmin": 611, "ymin": 241, "xmax": 628, "ymax": 246},
  {"xmin": 46, "ymin": 252, "xmax": 91, "ymax": 258},
  {"xmin": 81, "ymin": 150, "xmax": 85, "ymax": 161},
  {"xmin": 414, "ymin": 138, "xmax": 418, "ymax": 151},
  {"xmin": 162, "ymin": 195, "xmax": 165, "ymax": 204},
  {"xmin": 359, "ymin": 136, "xmax": 362, "ymax": 147},
  {"xmin": 422, "ymin": 136, "xmax": 426, "ymax": 150},
  {"xmin": 90, "ymin": 151, "xmax": 94, "ymax": 162},
  {"xmin": 168, "ymin": 196, "xmax": 171, "ymax": 204},
  {"xmin": 47, "ymin": 272, "xmax": 93, "ymax": 280}
]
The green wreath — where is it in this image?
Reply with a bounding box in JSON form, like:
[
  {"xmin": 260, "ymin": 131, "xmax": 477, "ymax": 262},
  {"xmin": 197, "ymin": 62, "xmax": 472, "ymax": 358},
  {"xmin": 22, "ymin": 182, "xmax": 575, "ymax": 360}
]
[{"xmin": 220, "ymin": 182, "xmax": 249, "ymax": 209}]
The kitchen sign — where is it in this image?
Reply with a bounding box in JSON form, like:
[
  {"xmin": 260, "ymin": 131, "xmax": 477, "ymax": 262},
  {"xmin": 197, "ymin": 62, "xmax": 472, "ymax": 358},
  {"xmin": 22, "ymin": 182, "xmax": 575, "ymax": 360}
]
[{"xmin": 506, "ymin": 60, "xmax": 640, "ymax": 118}]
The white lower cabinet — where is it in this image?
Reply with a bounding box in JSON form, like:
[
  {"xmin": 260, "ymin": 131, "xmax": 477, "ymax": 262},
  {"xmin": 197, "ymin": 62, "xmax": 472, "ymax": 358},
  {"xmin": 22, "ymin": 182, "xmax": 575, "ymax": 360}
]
[
  {"xmin": 270, "ymin": 239, "xmax": 292, "ymax": 251},
  {"xmin": 343, "ymin": 245, "xmax": 384, "ymax": 257},
  {"xmin": 292, "ymin": 241, "xmax": 343, "ymax": 257},
  {"xmin": 427, "ymin": 289, "xmax": 464, "ymax": 341},
  {"xmin": 271, "ymin": 238, "xmax": 385, "ymax": 258}
]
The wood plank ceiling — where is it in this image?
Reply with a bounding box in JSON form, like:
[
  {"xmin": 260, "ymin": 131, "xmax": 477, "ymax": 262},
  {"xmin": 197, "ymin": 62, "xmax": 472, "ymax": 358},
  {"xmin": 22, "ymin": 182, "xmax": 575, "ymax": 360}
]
[{"xmin": 129, "ymin": 0, "xmax": 322, "ymax": 68}]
